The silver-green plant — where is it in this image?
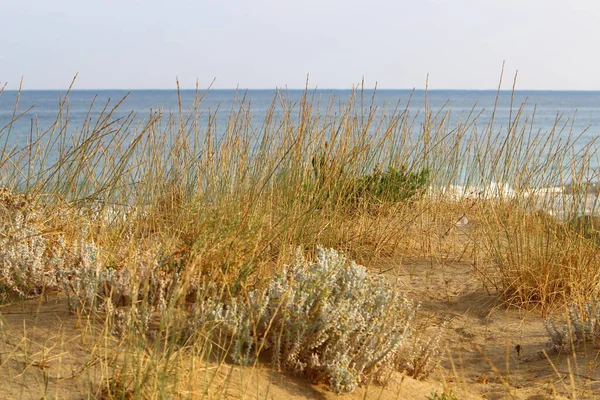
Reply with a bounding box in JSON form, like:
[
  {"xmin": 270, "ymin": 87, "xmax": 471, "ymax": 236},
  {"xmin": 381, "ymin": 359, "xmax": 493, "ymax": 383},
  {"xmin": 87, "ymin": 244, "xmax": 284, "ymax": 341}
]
[
  {"xmin": 398, "ymin": 322, "xmax": 446, "ymax": 380},
  {"xmin": 213, "ymin": 246, "xmax": 417, "ymax": 393},
  {"xmin": 60, "ymin": 247, "xmax": 179, "ymax": 338},
  {"xmin": 544, "ymin": 298, "xmax": 600, "ymax": 352},
  {"xmin": 0, "ymin": 188, "xmax": 107, "ymax": 303},
  {"xmin": 0, "ymin": 189, "xmax": 65, "ymax": 298}
]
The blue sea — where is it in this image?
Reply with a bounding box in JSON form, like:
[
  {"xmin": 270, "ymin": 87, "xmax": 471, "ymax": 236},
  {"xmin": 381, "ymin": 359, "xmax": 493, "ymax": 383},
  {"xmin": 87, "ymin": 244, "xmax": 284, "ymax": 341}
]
[
  {"xmin": 2, "ymin": 89, "xmax": 600, "ymax": 137},
  {"xmin": 1, "ymin": 88, "xmax": 600, "ymax": 174}
]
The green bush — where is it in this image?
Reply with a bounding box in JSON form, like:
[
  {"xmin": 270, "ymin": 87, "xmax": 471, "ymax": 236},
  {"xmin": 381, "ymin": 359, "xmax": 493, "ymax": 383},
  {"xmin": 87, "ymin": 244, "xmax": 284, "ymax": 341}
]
[
  {"xmin": 352, "ymin": 165, "xmax": 430, "ymax": 205},
  {"xmin": 308, "ymin": 149, "xmax": 429, "ymax": 209}
]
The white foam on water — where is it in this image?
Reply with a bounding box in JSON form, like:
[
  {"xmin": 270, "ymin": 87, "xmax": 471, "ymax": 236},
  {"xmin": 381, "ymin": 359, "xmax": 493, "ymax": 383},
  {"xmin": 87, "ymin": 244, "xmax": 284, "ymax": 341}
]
[
  {"xmin": 428, "ymin": 182, "xmax": 600, "ymax": 221},
  {"xmin": 428, "ymin": 181, "xmax": 519, "ymax": 200}
]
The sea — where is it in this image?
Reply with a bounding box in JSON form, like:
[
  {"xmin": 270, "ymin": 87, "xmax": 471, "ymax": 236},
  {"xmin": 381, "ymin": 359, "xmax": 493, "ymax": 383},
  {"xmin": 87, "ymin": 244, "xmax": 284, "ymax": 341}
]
[
  {"xmin": 2, "ymin": 89, "xmax": 600, "ymax": 142},
  {"xmin": 1, "ymin": 89, "xmax": 600, "ymax": 215}
]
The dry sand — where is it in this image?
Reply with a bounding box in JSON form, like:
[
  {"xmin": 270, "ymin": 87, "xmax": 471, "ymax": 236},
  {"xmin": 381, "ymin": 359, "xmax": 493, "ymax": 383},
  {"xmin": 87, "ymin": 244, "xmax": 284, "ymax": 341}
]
[{"xmin": 1, "ymin": 254, "xmax": 598, "ymax": 399}]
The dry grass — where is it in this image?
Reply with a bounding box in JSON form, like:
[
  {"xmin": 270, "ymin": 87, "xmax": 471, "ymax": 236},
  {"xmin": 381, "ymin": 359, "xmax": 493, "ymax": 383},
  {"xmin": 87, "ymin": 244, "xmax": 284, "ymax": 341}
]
[{"xmin": 0, "ymin": 80, "xmax": 600, "ymax": 398}]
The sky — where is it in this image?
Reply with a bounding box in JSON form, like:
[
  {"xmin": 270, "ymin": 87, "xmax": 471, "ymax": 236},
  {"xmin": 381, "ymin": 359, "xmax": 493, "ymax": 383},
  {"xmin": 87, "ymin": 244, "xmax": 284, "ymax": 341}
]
[{"xmin": 1, "ymin": 0, "xmax": 600, "ymax": 90}]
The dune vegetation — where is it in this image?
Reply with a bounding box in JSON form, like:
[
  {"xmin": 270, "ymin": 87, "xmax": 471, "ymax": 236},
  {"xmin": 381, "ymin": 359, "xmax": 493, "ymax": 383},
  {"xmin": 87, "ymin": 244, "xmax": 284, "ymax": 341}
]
[{"xmin": 1, "ymin": 80, "xmax": 600, "ymax": 399}]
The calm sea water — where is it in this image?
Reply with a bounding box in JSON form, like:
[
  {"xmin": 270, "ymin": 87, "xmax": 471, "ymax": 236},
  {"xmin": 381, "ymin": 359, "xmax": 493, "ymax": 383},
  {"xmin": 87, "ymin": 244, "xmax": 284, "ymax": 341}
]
[
  {"xmin": 1, "ymin": 88, "xmax": 600, "ymax": 172},
  {"xmin": 2, "ymin": 89, "xmax": 600, "ymax": 135}
]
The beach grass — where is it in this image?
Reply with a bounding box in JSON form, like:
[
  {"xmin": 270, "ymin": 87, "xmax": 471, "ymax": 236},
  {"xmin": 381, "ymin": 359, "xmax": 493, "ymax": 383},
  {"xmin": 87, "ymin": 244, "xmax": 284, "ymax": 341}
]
[{"xmin": 0, "ymin": 81, "xmax": 599, "ymax": 398}]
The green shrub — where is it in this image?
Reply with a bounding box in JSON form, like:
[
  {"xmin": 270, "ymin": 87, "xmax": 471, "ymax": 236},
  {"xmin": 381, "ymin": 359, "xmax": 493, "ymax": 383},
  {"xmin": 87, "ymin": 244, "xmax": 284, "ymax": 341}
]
[
  {"xmin": 309, "ymin": 150, "xmax": 430, "ymax": 209},
  {"xmin": 353, "ymin": 165, "xmax": 430, "ymax": 204}
]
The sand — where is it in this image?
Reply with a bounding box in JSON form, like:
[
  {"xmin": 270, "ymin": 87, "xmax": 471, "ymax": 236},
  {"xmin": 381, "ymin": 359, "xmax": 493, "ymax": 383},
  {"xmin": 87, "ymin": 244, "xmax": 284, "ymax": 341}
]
[{"xmin": 0, "ymin": 255, "xmax": 598, "ymax": 399}]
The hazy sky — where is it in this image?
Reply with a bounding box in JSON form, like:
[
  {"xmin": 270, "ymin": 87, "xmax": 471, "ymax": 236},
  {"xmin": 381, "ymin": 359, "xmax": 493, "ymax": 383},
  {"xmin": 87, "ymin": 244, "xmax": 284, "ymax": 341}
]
[{"xmin": 2, "ymin": 0, "xmax": 600, "ymax": 90}]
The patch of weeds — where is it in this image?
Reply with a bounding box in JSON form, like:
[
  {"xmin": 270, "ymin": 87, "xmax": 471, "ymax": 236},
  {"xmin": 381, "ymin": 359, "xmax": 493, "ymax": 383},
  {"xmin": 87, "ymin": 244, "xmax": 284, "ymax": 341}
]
[
  {"xmin": 0, "ymin": 283, "xmax": 10, "ymax": 304},
  {"xmin": 567, "ymin": 215, "xmax": 600, "ymax": 245},
  {"xmin": 97, "ymin": 371, "xmax": 134, "ymax": 400}
]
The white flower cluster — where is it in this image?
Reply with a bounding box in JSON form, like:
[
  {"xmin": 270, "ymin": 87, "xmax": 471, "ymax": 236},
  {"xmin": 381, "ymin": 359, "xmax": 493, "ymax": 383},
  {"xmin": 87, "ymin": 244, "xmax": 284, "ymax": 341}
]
[
  {"xmin": 210, "ymin": 247, "xmax": 417, "ymax": 393},
  {"xmin": 545, "ymin": 298, "xmax": 600, "ymax": 351}
]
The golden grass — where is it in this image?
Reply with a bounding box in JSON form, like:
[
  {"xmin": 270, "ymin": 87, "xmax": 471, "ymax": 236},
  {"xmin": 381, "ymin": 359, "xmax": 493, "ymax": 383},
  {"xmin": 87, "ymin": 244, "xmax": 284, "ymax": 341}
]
[{"xmin": 1, "ymin": 80, "xmax": 599, "ymax": 398}]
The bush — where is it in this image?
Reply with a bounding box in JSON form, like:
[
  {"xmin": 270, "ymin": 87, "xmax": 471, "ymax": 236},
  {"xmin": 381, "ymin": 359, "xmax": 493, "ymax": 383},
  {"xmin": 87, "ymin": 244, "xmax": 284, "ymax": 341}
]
[
  {"xmin": 0, "ymin": 188, "xmax": 69, "ymax": 299},
  {"xmin": 198, "ymin": 247, "xmax": 417, "ymax": 393},
  {"xmin": 545, "ymin": 298, "xmax": 600, "ymax": 352},
  {"xmin": 353, "ymin": 165, "xmax": 430, "ymax": 204},
  {"xmin": 58, "ymin": 242, "xmax": 424, "ymax": 393},
  {"xmin": 60, "ymin": 244, "xmax": 428, "ymax": 394},
  {"xmin": 308, "ymin": 157, "xmax": 429, "ymax": 210}
]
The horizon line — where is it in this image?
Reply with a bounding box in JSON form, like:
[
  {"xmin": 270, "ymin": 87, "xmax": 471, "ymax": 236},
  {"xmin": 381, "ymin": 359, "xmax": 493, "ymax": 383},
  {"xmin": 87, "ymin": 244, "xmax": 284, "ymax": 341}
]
[{"xmin": 4, "ymin": 87, "xmax": 600, "ymax": 92}]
